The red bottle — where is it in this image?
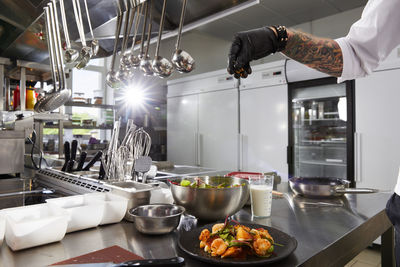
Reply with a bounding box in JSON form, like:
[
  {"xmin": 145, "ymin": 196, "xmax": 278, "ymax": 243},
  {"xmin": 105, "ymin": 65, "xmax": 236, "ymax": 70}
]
[{"xmin": 13, "ymin": 85, "xmax": 20, "ymax": 110}]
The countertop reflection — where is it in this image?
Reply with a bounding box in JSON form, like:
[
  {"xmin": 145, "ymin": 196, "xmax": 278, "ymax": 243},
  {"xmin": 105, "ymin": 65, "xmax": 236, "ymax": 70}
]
[{"xmin": 0, "ymin": 182, "xmax": 393, "ymax": 267}]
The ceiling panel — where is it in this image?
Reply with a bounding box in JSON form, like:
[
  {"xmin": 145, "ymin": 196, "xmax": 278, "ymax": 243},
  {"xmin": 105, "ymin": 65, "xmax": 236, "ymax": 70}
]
[
  {"xmin": 286, "ymin": 3, "xmax": 340, "ymax": 24},
  {"xmin": 196, "ymin": 18, "xmax": 243, "ymax": 42},
  {"xmin": 223, "ymin": 5, "xmax": 289, "ymax": 30},
  {"xmin": 197, "ymin": 0, "xmax": 366, "ymax": 41},
  {"xmin": 326, "ymin": 0, "xmax": 367, "ymax": 12},
  {"xmin": 259, "ymin": 0, "xmax": 327, "ymax": 21}
]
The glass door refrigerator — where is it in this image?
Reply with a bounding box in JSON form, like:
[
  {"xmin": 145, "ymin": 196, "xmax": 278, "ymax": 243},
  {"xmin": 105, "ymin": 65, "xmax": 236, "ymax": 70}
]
[{"xmin": 288, "ymin": 77, "xmax": 355, "ymax": 186}]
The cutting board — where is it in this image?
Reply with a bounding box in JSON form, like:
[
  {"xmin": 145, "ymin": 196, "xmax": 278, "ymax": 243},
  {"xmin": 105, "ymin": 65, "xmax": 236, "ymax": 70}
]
[{"xmin": 51, "ymin": 245, "xmax": 143, "ymax": 265}]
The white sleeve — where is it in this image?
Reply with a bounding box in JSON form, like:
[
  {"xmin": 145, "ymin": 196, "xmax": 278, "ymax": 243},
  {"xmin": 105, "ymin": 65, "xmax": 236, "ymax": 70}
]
[{"xmin": 336, "ymin": 0, "xmax": 400, "ymax": 82}]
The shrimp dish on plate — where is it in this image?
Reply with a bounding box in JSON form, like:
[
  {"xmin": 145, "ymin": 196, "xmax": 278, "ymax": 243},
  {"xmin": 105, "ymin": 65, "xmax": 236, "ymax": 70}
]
[{"xmin": 198, "ymin": 218, "xmax": 279, "ymax": 259}]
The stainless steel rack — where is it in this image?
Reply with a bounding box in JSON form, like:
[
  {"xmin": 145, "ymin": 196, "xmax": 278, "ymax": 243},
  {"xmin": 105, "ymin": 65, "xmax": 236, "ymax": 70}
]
[{"xmin": 36, "ymin": 168, "xmax": 110, "ymax": 195}]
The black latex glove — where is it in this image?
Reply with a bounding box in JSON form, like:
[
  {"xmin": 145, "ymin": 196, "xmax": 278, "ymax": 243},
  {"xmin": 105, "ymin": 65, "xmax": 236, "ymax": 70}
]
[{"xmin": 228, "ymin": 27, "xmax": 279, "ymax": 78}]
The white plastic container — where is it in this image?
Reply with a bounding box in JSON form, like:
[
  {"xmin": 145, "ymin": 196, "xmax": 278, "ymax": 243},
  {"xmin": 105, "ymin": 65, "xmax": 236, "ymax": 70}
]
[
  {"xmin": 2, "ymin": 203, "xmax": 69, "ymax": 251},
  {"xmin": 84, "ymin": 192, "xmax": 128, "ymax": 225},
  {"xmin": 46, "ymin": 195, "xmax": 104, "ymax": 233},
  {"xmin": 150, "ymin": 188, "xmax": 174, "ymax": 204},
  {"xmin": 0, "ymin": 213, "xmax": 5, "ymax": 246}
]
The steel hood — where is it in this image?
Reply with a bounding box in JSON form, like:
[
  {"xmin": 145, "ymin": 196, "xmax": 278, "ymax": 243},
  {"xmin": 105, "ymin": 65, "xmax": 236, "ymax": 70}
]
[{"xmin": 0, "ymin": 0, "xmax": 258, "ymax": 64}]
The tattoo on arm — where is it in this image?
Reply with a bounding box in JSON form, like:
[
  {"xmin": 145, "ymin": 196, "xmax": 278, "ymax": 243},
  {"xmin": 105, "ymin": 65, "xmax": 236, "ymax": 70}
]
[{"xmin": 283, "ymin": 29, "xmax": 343, "ymax": 77}]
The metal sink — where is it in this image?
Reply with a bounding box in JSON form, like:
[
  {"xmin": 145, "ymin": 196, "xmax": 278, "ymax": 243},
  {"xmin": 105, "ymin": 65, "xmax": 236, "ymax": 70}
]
[{"xmin": 106, "ymin": 181, "xmax": 153, "ymax": 222}]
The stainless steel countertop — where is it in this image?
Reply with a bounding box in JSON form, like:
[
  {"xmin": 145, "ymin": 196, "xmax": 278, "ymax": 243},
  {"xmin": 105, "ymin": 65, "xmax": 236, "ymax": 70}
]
[{"xmin": 0, "ymin": 183, "xmax": 393, "ymax": 267}]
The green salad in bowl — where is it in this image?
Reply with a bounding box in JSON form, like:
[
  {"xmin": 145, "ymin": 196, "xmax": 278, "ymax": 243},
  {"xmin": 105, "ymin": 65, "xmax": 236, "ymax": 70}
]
[{"xmin": 168, "ymin": 176, "xmax": 250, "ymax": 221}]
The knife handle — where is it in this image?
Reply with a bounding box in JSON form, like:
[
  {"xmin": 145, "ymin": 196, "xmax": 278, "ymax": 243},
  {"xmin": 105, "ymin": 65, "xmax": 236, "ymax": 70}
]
[
  {"xmin": 66, "ymin": 160, "xmax": 74, "ymax": 173},
  {"xmin": 98, "ymin": 157, "xmax": 105, "ymax": 180},
  {"xmin": 61, "ymin": 141, "xmax": 70, "ymax": 172},
  {"xmin": 71, "ymin": 140, "xmax": 78, "ymax": 161},
  {"xmin": 83, "ymin": 150, "xmax": 103, "ymax": 171},
  {"xmin": 113, "ymin": 257, "xmax": 185, "ymax": 267},
  {"xmin": 76, "ymin": 151, "xmax": 87, "ymax": 171}
]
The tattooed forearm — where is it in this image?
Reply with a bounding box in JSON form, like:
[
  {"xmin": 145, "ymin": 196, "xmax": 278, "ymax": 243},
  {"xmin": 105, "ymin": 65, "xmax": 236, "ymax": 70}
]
[{"xmin": 282, "ymin": 29, "xmax": 343, "ymax": 77}]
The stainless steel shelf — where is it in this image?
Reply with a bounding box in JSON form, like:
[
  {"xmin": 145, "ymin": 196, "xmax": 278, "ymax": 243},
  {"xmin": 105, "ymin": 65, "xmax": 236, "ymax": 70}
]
[
  {"xmin": 33, "ymin": 113, "xmax": 69, "ymax": 121},
  {"xmin": 64, "ymin": 102, "xmax": 115, "ymax": 109},
  {"xmin": 44, "ymin": 125, "xmax": 113, "ymax": 130},
  {"xmin": 299, "ymin": 160, "xmax": 346, "ymax": 167},
  {"xmin": 303, "ymin": 118, "xmax": 342, "ymax": 121},
  {"xmin": 297, "ymin": 145, "xmax": 346, "ymax": 149},
  {"xmin": 301, "ymin": 140, "xmax": 346, "ymax": 144}
]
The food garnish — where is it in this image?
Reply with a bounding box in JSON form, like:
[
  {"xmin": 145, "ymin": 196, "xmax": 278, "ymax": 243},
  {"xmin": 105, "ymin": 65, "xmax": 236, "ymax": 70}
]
[
  {"xmin": 178, "ymin": 177, "xmax": 245, "ymax": 189},
  {"xmin": 198, "ymin": 218, "xmax": 280, "ymax": 259}
]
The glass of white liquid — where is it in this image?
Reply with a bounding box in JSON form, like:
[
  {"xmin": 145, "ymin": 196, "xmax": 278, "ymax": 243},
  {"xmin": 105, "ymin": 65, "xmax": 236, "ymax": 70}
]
[{"xmin": 249, "ymin": 175, "xmax": 274, "ymax": 218}]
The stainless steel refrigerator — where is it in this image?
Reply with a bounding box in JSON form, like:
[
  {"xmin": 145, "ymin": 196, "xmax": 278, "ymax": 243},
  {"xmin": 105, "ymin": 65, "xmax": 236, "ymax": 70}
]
[{"xmin": 287, "ymin": 77, "xmax": 355, "ymax": 185}]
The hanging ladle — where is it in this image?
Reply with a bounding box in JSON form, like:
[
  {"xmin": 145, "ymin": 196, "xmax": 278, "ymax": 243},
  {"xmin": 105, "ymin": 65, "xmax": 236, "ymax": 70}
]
[
  {"xmin": 105, "ymin": 0, "xmax": 123, "ymax": 89},
  {"xmin": 83, "ymin": 0, "xmax": 99, "ymax": 56},
  {"xmin": 45, "ymin": 0, "xmax": 71, "ymax": 111},
  {"xmin": 59, "ymin": 0, "xmax": 78, "ymax": 63},
  {"xmin": 37, "ymin": 1, "xmax": 71, "ymax": 112},
  {"xmin": 121, "ymin": 1, "xmax": 143, "ymax": 70},
  {"xmin": 171, "ymin": 0, "xmax": 195, "ymax": 73},
  {"xmin": 136, "ymin": 0, "xmax": 148, "ymax": 67},
  {"xmin": 73, "ymin": 0, "xmax": 92, "ymax": 69},
  {"xmin": 34, "ymin": 5, "xmax": 59, "ymax": 112},
  {"xmin": 120, "ymin": 0, "xmax": 138, "ymax": 69},
  {"xmin": 139, "ymin": 0, "xmax": 154, "ymax": 76},
  {"xmin": 116, "ymin": 0, "xmax": 134, "ymax": 85},
  {"xmin": 152, "ymin": 0, "xmax": 173, "ymax": 78}
]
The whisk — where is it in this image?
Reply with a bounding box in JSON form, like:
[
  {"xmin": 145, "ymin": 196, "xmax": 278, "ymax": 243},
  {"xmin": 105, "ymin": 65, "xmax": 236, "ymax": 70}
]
[
  {"xmin": 102, "ymin": 118, "xmax": 121, "ymax": 181},
  {"xmin": 102, "ymin": 120, "xmax": 151, "ymax": 182}
]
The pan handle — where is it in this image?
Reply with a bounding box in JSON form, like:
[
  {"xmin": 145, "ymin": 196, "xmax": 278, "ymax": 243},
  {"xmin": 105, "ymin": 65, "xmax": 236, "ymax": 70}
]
[{"xmin": 335, "ymin": 188, "xmax": 378, "ymax": 194}]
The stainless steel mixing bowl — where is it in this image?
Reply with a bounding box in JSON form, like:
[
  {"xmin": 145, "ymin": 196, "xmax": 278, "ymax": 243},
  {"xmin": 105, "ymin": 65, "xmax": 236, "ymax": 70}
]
[
  {"xmin": 169, "ymin": 176, "xmax": 250, "ymax": 221},
  {"xmin": 129, "ymin": 204, "xmax": 185, "ymax": 235}
]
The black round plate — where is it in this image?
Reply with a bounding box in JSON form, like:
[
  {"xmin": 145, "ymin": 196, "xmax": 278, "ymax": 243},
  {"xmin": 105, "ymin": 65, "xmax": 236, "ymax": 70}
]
[{"xmin": 178, "ymin": 222, "xmax": 297, "ymax": 266}]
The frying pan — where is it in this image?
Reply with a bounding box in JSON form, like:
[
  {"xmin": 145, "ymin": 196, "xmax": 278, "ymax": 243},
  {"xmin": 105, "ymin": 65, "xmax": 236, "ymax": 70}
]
[{"xmin": 289, "ymin": 177, "xmax": 378, "ymax": 198}]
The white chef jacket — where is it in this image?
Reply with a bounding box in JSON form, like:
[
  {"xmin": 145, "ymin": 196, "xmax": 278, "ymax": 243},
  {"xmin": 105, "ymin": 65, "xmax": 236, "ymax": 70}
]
[
  {"xmin": 335, "ymin": 0, "xmax": 400, "ymax": 195},
  {"xmin": 335, "ymin": 0, "xmax": 400, "ymax": 83}
]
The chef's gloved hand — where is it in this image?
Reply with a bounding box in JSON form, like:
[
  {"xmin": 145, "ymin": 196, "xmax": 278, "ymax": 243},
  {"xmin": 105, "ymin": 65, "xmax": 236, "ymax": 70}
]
[{"xmin": 227, "ymin": 27, "xmax": 279, "ymax": 79}]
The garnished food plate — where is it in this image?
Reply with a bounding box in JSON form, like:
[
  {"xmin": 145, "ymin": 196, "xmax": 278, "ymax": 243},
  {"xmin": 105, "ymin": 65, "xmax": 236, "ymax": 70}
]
[{"xmin": 178, "ymin": 222, "xmax": 297, "ymax": 266}]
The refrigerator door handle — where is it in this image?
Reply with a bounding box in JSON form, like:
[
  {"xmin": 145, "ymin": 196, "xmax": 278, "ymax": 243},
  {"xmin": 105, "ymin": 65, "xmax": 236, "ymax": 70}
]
[
  {"xmin": 197, "ymin": 133, "xmax": 201, "ymax": 166},
  {"xmin": 239, "ymin": 133, "xmax": 244, "ymax": 171},
  {"xmin": 354, "ymin": 132, "xmax": 362, "ymax": 183},
  {"xmin": 194, "ymin": 132, "xmax": 198, "ymax": 166}
]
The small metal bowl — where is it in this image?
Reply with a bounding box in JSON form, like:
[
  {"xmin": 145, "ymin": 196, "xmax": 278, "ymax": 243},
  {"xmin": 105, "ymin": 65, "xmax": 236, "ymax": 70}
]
[{"xmin": 129, "ymin": 204, "xmax": 185, "ymax": 235}]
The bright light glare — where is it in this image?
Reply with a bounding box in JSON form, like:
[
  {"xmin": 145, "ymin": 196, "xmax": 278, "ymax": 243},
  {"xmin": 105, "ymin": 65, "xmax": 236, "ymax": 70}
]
[{"xmin": 124, "ymin": 87, "xmax": 145, "ymax": 107}]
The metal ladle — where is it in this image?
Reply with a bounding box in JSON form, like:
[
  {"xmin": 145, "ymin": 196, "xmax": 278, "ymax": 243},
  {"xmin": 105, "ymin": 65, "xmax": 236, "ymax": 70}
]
[
  {"xmin": 116, "ymin": 0, "xmax": 134, "ymax": 85},
  {"xmin": 121, "ymin": 1, "xmax": 142, "ymax": 70},
  {"xmin": 44, "ymin": 0, "xmax": 72, "ymax": 111},
  {"xmin": 73, "ymin": 0, "xmax": 92, "ymax": 69},
  {"xmin": 59, "ymin": 0, "xmax": 78, "ymax": 63},
  {"xmin": 34, "ymin": 6, "xmax": 59, "ymax": 112},
  {"xmin": 83, "ymin": 0, "xmax": 99, "ymax": 56},
  {"xmin": 120, "ymin": 0, "xmax": 138, "ymax": 69},
  {"xmin": 37, "ymin": 1, "xmax": 71, "ymax": 112},
  {"xmin": 152, "ymin": 0, "xmax": 173, "ymax": 78},
  {"xmin": 139, "ymin": 0, "xmax": 154, "ymax": 76},
  {"xmin": 135, "ymin": 0, "xmax": 148, "ymax": 67},
  {"xmin": 105, "ymin": 1, "xmax": 123, "ymax": 89},
  {"xmin": 171, "ymin": 0, "xmax": 195, "ymax": 73}
]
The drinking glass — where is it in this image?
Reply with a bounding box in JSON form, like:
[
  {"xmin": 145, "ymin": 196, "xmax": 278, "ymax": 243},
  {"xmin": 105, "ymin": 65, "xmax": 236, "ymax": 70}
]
[{"xmin": 249, "ymin": 175, "xmax": 274, "ymax": 218}]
